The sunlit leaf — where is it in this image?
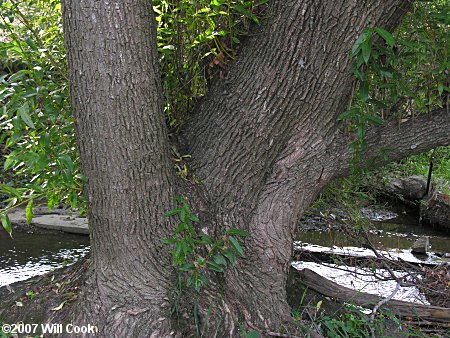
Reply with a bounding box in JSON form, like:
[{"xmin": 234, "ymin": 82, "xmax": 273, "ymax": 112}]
[
  {"xmin": 1, "ymin": 213, "xmax": 12, "ymax": 237},
  {"xmin": 26, "ymin": 199, "xmax": 34, "ymax": 225}
]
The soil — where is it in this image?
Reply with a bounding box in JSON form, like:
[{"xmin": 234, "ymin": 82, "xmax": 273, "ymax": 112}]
[{"xmin": 0, "ymin": 257, "xmax": 89, "ymax": 326}]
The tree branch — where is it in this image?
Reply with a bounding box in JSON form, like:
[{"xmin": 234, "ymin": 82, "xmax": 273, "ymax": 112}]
[{"xmin": 335, "ymin": 108, "xmax": 450, "ymax": 177}]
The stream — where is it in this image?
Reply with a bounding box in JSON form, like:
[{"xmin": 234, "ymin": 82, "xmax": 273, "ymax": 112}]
[
  {"xmin": 0, "ymin": 232, "xmax": 89, "ymax": 287},
  {"xmin": 294, "ymin": 207, "xmax": 450, "ymax": 304},
  {"xmin": 0, "ymin": 206, "xmax": 449, "ymax": 305}
]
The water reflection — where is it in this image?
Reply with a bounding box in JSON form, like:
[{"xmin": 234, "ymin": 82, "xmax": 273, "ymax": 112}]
[
  {"xmin": 0, "ymin": 232, "xmax": 90, "ymax": 286},
  {"xmin": 297, "ymin": 221, "xmax": 450, "ymax": 253}
]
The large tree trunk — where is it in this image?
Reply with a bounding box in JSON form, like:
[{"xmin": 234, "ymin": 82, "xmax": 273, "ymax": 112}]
[
  {"xmin": 62, "ymin": 1, "xmax": 175, "ymax": 336},
  {"xmin": 180, "ymin": 0, "xmax": 415, "ymax": 335},
  {"xmin": 57, "ymin": 0, "xmax": 450, "ymax": 337}
]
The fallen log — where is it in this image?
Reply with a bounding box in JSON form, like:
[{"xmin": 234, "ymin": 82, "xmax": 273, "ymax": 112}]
[
  {"xmin": 294, "ymin": 268, "xmax": 450, "ymax": 323},
  {"xmin": 294, "ymin": 244, "xmax": 444, "ymax": 267}
]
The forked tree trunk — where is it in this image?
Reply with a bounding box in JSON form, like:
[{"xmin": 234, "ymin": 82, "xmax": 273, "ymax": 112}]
[
  {"xmin": 60, "ymin": 0, "xmax": 450, "ymax": 337},
  {"xmin": 180, "ymin": 0, "xmax": 414, "ymax": 334}
]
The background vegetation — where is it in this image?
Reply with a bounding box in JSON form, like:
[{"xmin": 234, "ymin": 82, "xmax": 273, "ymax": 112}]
[
  {"xmin": 0, "ymin": 0, "xmax": 448, "ymax": 336},
  {"xmin": 1, "ymin": 0, "xmax": 448, "ymax": 226}
]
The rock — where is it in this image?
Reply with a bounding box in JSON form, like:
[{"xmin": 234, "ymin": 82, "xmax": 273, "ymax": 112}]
[
  {"xmin": 8, "ymin": 208, "xmax": 89, "ymax": 235},
  {"xmin": 420, "ymin": 192, "xmax": 450, "ymax": 232},
  {"xmin": 411, "ymin": 236, "xmax": 429, "ymax": 254},
  {"xmin": 389, "ymin": 175, "xmax": 428, "ymax": 200}
]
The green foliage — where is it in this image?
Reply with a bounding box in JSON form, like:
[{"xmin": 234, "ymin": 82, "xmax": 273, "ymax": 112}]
[
  {"xmin": 0, "ymin": 0, "xmax": 266, "ymax": 233},
  {"xmin": 320, "ymin": 305, "xmax": 398, "ymax": 338},
  {"xmin": 339, "ymin": 1, "xmax": 449, "ymax": 162},
  {"xmin": 194, "ymin": 303, "xmax": 223, "ymax": 338},
  {"xmin": 0, "ymin": 213, "xmax": 12, "ymax": 237},
  {"xmin": 154, "ymin": 0, "xmax": 267, "ymax": 127},
  {"xmin": 380, "ymin": 145, "xmax": 450, "ymax": 194},
  {"xmin": 25, "ymin": 290, "xmax": 36, "ymax": 300},
  {"xmin": 0, "ymin": 0, "xmax": 85, "ymax": 228},
  {"xmin": 162, "ymin": 196, "xmax": 248, "ymax": 291}
]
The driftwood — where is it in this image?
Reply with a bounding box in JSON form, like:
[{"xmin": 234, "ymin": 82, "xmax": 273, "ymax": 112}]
[
  {"xmin": 295, "ymin": 268, "xmax": 450, "ymax": 323},
  {"xmin": 294, "ymin": 246, "xmax": 440, "ymax": 267}
]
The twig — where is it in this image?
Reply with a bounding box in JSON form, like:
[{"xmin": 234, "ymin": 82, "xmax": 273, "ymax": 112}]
[
  {"xmin": 369, "ymin": 280, "xmax": 400, "ymax": 338},
  {"xmin": 8, "ymin": 0, "xmax": 68, "ymax": 81}
]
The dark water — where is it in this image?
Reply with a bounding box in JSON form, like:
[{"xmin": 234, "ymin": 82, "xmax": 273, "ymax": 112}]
[
  {"xmin": 0, "ymin": 231, "xmax": 90, "ymax": 286},
  {"xmin": 297, "ymin": 212, "xmax": 450, "ymax": 253},
  {"xmin": 0, "ymin": 208, "xmax": 448, "ymax": 288},
  {"xmin": 293, "ymin": 212, "xmax": 450, "ymax": 303}
]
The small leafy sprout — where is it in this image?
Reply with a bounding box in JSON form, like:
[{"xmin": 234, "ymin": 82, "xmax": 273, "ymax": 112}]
[
  {"xmin": 26, "ymin": 290, "xmax": 36, "ymax": 300},
  {"xmin": 162, "ymin": 196, "xmax": 249, "ymax": 291}
]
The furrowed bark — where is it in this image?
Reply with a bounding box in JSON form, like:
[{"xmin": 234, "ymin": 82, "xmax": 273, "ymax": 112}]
[
  {"xmin": 366, "ymin": 109, "xmax": 450, "ymax": 159},
  {"xmin": 57, "ymin": 0, "xmax": 449, "ymax": 336},
  {"xmin": 181, "ymin": 0, "xmax": 412, "ymax": 333},
  {"xmin": 62, "ymin": 1, "xmax": 175, "ymax": 336}
]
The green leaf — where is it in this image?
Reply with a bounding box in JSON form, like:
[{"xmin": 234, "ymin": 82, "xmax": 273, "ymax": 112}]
[
  {"xmin": 1, "ymin": 214, "xmax": 12, "ymax": 237},
  {"xmin": 357, "ymin": 124, "xmax": 365, "ymax": 140},
  {"xmin": 190, "ymin": 214, "xmax": 199, "ymax": 222},
  {"xmin": 58, "ymin": 154, "xmax": 74, "ymax": 173},
  {"xmin": 359, "ymin": 81, "xmax": 369, "ymax": 102},
  {"xmin": 3, "ymin": 155, "xmax": 16, "ymax": 171},
  {"xmin": 351, "ymin": 29, "xmax": 372, "ymax": 57},
  {"xmin": 229, "ymin": 236, "xmax": 245, "ymax": 257},
  {"xmin": 225, "ymin": 228, "xmax": 249, "ymax": 237},
  {"xmin": 26, "ymin": 199, "xmax": 34, "ymax": 225},
  {"xmin": 174, "ymin": 222, "xmax": 188, "ymax": 233},
  {"xmin": 231, "ymin": 36, "xmax": 240, "ymax": 44},
  {"xmin": 366, "ymin": 115, "xmax": 384, "ymax": 126},
  {"xmin": 0, "ymin": 184, "xmax": 21, "ymax": 199},
  {"xmin": 180, "ymin": 263, "xmax": 196, "ymax": 271},
  {"xmin": 374, "ymin": 28, "xmax": 395, "ymax": 47},
  {"xmin": 222, "ymin": 249, "xmax": 236, "ymax": 266},
  {"xmin": 206, "ymin": 261, "xmax": 225, "ymax": 272},
  {"xmin": 379, "ymin": 69, "xmax": 393, "ymax": 78},
  {"xmin": 19, "ymin": 102, "xmax": 35, "ymax": 129},
  {"xmin": 438, "ymin": 82, "xmax": 444, "ymax": 95},
  {"xmin": 161, "ymin": 238, "xmax": 178, "ymax": 244},
  {"xmin": 163, "ymin": 208, "xmax": 180, "ymax": 217},
  {"xmin": 213, "ymin": 253, "xmax": 227, "ymax": 267},
  {"xmin": 233, "ymin": 4, "xmax": 252, "ymax": 16},
  {"xmin": 245, "ymin": 330, "xmax": 260, "ymax": 338},
  {"xmin": 361, "ymin": 40, "xmax": 371, "ymax": 64},
  {"xmin": 180, "ymin": 207, "xmax": 186, "ymax": 221},
  {"xmin": 200, "ymin": 233, "xmax": 214, "ymax": 245},
  {"xmin": 352, "ymin": 68, "xmax": 366, "ymax": 81},
  {"xmin": 194, "ymin": 273, "xmax": 207, "ymax": 291},
  {"xmin": 337, "ymin": 107, "xmax": 358, "ymax": 121}
]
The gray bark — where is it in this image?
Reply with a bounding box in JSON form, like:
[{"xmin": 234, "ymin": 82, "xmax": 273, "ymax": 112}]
[
  {"xmin": 59, "ymin": 0, "xmax": 450, "ymax": 336},
  {"xmin": 181, "ymin": 0, "xmax": 415, "ymax": 334},
  {"xmin": 62, "ymin": 0, "xmax": 175, "ymax": 336}
]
